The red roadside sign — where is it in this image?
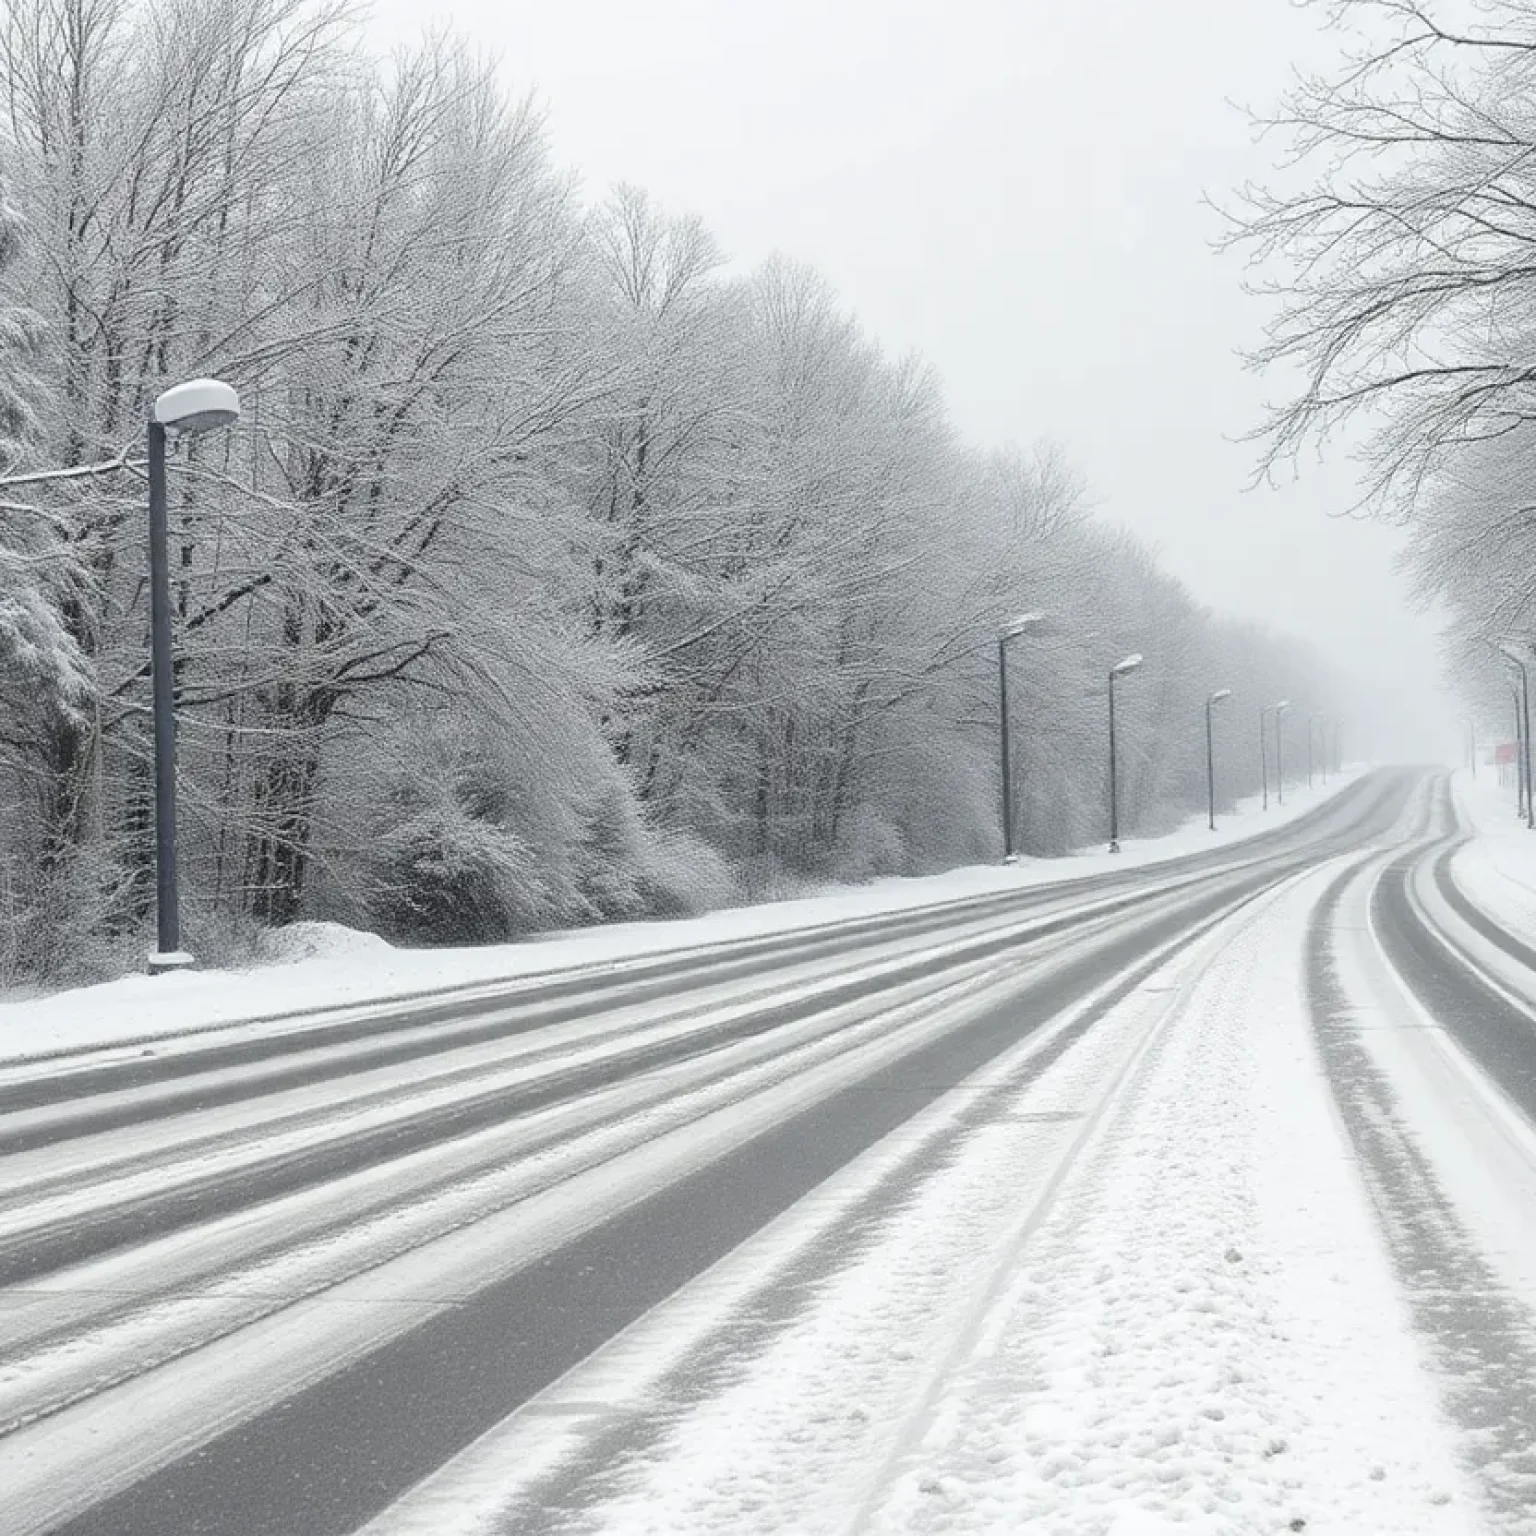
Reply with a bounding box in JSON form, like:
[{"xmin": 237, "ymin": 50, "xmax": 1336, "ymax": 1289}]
[{"xmin": 1496, "ymin": 741, "xmax": 1519, "ymax": 765}]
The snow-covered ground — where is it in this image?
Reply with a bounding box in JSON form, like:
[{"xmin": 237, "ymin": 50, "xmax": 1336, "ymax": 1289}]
[{"xmin": 0, "ymin": 770, "xmax": 1363, "ymax": 1064}]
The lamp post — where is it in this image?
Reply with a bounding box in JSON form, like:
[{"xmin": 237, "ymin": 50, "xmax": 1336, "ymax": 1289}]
[
  {"xmin": 1499, "ymin": 643, "xmax": 1535, "ymax": 832},
  {"xmin": 1107, "ymin": 652, "xmax": 1144, "ymax": 853},
  {"xmin": 1520, "ymin": 670, "xmax": 1533, "ymax": 832},
  {"xmin": 997, "ymin": 612, "xmax": 1044, "ymax": 862},
  {"xmin": 1273, "ymin": 700, "xmax": 1292, "ymax": 807},
  {"xmin": 1259, "ymin": 706, "xmax": 1272, "ymax": 812},
  {"xmin": 148, "ymin": 379, "xmax": 242, "ymax": 974},
  {"xmin": 1515, "ymin": 689, "xmax": 1528, "ymax": 818},
  {"xmin": 1308, "ymin": 711, "xmax": 1327, "ymax": 789},
  {"xmin": 1205, "ymin": 688, "xmax": 1232, "ymax": 832},
  {"xmin": 1333, "ymin": 717, "xmax": 1344, "ymax": 776},
  {"xmin": 1493, "ymin": 639, "xmax": 1528, "ymax": 819}
]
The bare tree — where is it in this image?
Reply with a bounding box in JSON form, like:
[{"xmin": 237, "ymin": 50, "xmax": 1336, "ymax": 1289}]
[{"xmin": 1224, "ymin": 0, "xmax": 1536, "ymax": 518}]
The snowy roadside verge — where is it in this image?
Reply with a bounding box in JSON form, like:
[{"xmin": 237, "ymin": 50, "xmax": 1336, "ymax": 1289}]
[
  {"xmin": 1449, "ymin": 767, "xmax": 1536, "ymax": 939},
  {"xmin": 0, "ymin": 771, "xmax": 1365, "ymax": 1065}
]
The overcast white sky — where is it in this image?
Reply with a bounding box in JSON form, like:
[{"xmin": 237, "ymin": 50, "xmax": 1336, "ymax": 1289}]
[{"xmin": 373, "ymin": 0, "xmax": 1454, "ymax": 760}]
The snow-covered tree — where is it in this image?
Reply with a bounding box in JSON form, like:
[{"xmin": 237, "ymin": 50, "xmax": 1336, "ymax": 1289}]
[{"xmin": 0, "ymin": 0, "xmax": 1363, "ymax": 983}]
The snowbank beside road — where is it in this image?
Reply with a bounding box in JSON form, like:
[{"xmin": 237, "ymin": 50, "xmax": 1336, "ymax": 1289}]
[
  {"xmin": 0, "ymin": 771, "xmax": 1365, "ymax": 1064},
  {"xmin": 1450, "ymin": 769, "xmax": 1536, "ymax": 938}
]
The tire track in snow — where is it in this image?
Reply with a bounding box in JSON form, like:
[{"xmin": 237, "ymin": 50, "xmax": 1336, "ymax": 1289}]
[
  {"xmin": 401, "ymin": 885, "xmax": 1270, "ymax": 1536},
  {"xmin": 1375, "ymin": 852, "xmax": 1536, "ymax": 1128},
  {"xmin": 1311, "ymin": 833, "xmax": 1536, "ymax": 1528},
  {"xmin": 830, "ymin": 867, "xmax": 1311, "ymax": 1536},
  {"xmin": 0, "ymin": 956, "xmax": 1024, "ymax": 1434},
  {"xmin": 0, "ymin": 886, "xmax": 1188, "ymax": 1287}
]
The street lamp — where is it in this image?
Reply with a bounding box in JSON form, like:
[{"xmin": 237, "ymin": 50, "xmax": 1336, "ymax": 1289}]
[
  {"xmin": 997, "ymin": 611, "xmax": 1045, "ymax": 862},
  {"xmin": 1514, "ymin": 688, "xmax": 1528, "ymax": 819},
  {"xmin": 1308, "ymin": 711, "xmax": 1327, "ymax": 789},
  {"xmin": 1333, "ymin": 717, "xmax": 1344, "ymax": 776},
  {"xmin": 1499, "ymin": 642, "xmax": 1535, "ymax": 832},
  {"xmin": 148, "ymin": 378, "xmax": 241, "ymax": 973},
  {"xmin": 1259, "ymin": 705, "xmax": 1273, "ymax": 812},
  {"xmin": 1107, "ymin": 652, "xmax": 1144, "ymax": 853},
  {"xmin": 1273, "ymin": 700, "xmax": 1292, "ymax": 806},
  {"xmin": 1205, "ymin": 688, "xmax": 1232, "ymax": 832}
]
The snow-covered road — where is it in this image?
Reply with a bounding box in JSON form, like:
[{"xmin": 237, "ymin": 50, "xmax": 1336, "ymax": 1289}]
[
  {"xmin": 369, "ymin": 772, "xmax": 1536, "ymax": 1536},
  {"xmin": 2, "ymin": 769, "xmax": 1534, "ymax": 1535}
]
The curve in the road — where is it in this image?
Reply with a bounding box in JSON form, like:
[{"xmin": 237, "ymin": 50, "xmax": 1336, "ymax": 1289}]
[
  {"xmin": 1373, "ymin": 846, "xmax": 1536, "ymax": 1128},
  {"xmin": 1312, "ymin": 780, "xmax": 1536, "ymax": 1526}
]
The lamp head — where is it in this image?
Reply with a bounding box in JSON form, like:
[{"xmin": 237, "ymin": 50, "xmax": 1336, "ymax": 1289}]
[
  {"xmin": 1000, "ymin": 611, "xmax": 1045, "ymax": 640},
  {"xmin": 1111, "ymin": 652, "xmax": 1143, "ymax": 678},
  {"xmin": 1208, "ymin": 688, "xmax": 1232, "ymax": 705},
  {"xmin": 154, "ymin": 379, "xmax": 241, "ymax": 438}
]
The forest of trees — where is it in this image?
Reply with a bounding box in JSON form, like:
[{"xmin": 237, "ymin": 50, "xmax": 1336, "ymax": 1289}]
[
  {"xmin": 1229, "ymin": 0, "xmax": 1536, "ymax": 750},
  {"xmin": 0, "ymin": 0, "xmax": 1349, "ymax": 986}
]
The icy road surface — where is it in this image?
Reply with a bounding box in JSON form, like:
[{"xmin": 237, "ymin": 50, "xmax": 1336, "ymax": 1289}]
[{"xmin": 0, "ymin": 770, "xmax": 1533, "ymax": 1534}]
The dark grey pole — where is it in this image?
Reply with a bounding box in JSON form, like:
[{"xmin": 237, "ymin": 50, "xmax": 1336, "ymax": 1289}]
[
  {"xmin": 1275, "ymin": 712, "xmax": 1286, "ymax": 806},
  {"xmin": 1108, "ymin": 669, "xmax": 1120, "ymax": 854},
  {"xmin": 1521, "ymin": 659, "xmax": 1535, "ymax": 832},
  {"xmin": 998, "ymin": 636, "xmax": 1014, "ymax": 860},
  {"xmin": 1206, "ymin": 698, "xmax": 1217, "ymax": 832},
  {"xmin": 1259, "ymin": 709, "xmax": 1269, "ymax": 812},
  {"xmin": 148, "ymin": 418, "xmax": 183, "ymax": 964},
  {"xmin": 1515, "ymin": 692, "xmax": 1526, "ymax": 819},
  {"xmin": 1334, "ymin": 719, "xmax": 1343, "ymax": 776},
  {"xmin": 1306, "ymin": 717, "xmax": 1314, "ymax": 790}
]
